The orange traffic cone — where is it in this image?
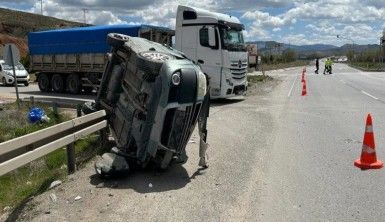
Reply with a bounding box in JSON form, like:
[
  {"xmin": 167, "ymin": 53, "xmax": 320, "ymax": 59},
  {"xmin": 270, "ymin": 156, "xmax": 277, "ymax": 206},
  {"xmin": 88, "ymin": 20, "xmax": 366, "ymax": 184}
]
[
  {"xmin": 354, "ymin": 114, "xmax": 383, "ymax": 169},
  {"xmin": 301, "ymin": 81, "xmax": 307, "ymax": 96}
]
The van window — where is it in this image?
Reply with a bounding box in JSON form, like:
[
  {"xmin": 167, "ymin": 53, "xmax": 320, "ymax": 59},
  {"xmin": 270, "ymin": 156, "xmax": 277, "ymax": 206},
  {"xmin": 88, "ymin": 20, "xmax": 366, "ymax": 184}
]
[{"xmin": 183, "ymin": 11, "xmax": 197, "ymax": 20}]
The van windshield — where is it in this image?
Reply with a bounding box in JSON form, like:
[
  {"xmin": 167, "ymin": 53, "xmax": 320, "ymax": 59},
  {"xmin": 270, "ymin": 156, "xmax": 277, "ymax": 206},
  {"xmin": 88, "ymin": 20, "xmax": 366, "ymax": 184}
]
[
  {"xmin": 220, "ymin": 28, "xmax": 246, "ymax": 51},
  {"xmin": 1, "ymin": 62, "xmax": 25, "ymax": 70}
]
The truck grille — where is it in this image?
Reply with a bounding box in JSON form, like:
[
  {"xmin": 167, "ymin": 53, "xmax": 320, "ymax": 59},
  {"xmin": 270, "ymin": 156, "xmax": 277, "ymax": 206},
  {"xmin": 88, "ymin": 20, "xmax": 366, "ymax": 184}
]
[
  {"xmin": 230, "ymin": 60, "xmax": 247, "ymax": 80},
  {"xmin": 161, "ymin": 103, "xmax": 202, "ymax": 153}
]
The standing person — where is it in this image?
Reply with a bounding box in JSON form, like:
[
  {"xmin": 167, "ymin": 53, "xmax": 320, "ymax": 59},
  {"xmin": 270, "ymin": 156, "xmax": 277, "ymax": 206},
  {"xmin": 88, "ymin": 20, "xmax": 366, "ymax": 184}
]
[
  {"xmin": 324, "ymin": 58, "xmax": 331, "ymax": 75},
  {"xmin": 315, "ymin": 58, "xmax": 319, "ymax": 74}
]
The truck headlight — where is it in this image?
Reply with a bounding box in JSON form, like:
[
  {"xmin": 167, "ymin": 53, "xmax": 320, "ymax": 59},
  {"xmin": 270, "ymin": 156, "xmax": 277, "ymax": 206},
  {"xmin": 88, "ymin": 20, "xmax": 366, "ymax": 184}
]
[{"xmin": 197, "ymin": 71, "xmax": 207, "ymax": 98}]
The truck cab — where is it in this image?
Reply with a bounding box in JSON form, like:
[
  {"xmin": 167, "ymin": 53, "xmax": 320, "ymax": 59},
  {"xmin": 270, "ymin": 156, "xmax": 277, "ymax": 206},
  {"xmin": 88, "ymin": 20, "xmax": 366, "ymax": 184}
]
[{"xmin": 175, "ymin": 5, "xmax": 248, "ymax": 98}]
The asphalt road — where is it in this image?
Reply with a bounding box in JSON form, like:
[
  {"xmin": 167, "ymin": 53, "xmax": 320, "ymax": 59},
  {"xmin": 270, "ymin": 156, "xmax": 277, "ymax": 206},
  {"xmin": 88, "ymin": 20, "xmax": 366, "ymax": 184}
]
[
  {"xmin": 0, "ymin": 83, "xmax": 94, "ymax": 104},
  {"xmin": 11, "ymin": 63, "xmax": 385, "ymax": 221}
]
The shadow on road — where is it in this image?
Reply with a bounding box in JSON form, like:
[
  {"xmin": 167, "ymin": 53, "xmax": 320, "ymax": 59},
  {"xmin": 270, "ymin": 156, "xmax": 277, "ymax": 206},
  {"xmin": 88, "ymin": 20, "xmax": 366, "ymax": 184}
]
[
  {"xmin": 18, "ymin": 90, "xmax": 95, "ymax": 100},
  {"xmin": 210, "ymin": 98, "xmax": 245, "ymax": 107},
  {"xmin": 89, "ymin": 164, "xmax": 208, "ymax": 193}
]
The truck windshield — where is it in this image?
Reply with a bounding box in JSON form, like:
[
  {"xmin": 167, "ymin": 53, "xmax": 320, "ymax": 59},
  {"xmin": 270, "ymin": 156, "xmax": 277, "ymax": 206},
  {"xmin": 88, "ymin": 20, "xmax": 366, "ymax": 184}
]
[{"xmin": 220, "ymin": 28, "xmax": 246, "ymax": 51}]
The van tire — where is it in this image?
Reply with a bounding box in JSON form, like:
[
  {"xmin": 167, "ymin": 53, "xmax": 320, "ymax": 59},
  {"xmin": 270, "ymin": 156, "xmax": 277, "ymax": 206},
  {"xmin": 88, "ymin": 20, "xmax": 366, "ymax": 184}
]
[
  {"xmin": 137, "ymin": 51, "xmax": 171, "ymax": 81},
  {"xmin": 107, "ymin": 33, "xmax": 130, "ymax": 48},
  {"xmin": 38, "ymin": 73, "xmax": 51, "ymax": 92}
]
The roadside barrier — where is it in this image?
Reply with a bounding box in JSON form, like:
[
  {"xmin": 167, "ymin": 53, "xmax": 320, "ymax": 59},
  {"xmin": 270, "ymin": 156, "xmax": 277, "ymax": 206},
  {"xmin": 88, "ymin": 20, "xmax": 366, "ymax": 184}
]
[
  {"xmin": 0, "ymin": 110, "xmax": 107, "ymax": 176},
  {"xmin": 354, "ymin": 114, "xmax": 383, "ymax": 169}
]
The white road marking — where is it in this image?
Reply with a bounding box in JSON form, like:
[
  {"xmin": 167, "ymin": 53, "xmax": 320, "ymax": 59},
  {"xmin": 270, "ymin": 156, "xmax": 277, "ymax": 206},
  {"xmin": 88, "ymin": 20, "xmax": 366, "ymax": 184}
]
[
  {"xmin": 288, "ymin": 75, "xmax": 298, "ymax": 97},
  {"xmin": 361, "ymin": 90, "xmax": 378, "ymax": 100}
]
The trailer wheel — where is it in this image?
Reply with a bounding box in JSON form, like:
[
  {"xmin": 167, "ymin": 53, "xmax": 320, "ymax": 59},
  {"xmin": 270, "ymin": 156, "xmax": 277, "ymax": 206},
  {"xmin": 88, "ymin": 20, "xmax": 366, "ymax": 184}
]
[
  {"xmin": 51, "ymin": 74, "xmax": 65, "ymax": 93},
  {"xmin": 66, "ymin": 74, "xmax": 81, "ymax": 94},
  {"xmin": 137, "ymin": 51, "xmax": 172, "ymax": 81},
  {"xmin": 107, "ymin": 33, "xmax": 129, "ymax": 48},
  {"xmin": 38, "ymin": 73, "xmax": 51, "ymax": 92}
]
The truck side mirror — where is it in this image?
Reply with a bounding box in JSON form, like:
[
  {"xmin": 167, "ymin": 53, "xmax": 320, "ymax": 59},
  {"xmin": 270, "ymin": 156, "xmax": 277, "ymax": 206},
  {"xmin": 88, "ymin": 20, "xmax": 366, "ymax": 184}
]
[{"xmin": 207, "ymin": 27, "xmax": 216, "ymax": 47}]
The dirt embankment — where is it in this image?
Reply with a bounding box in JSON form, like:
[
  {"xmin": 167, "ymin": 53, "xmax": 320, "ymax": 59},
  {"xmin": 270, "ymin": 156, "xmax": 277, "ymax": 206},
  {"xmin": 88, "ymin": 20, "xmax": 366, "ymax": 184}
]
[
  {"xmin": 0, "ymin": 7, "xmax": 85, "ymax": 58},
  {"xmin": 0, "ymin": 33, "xmax": 28, "ymax": 58}
]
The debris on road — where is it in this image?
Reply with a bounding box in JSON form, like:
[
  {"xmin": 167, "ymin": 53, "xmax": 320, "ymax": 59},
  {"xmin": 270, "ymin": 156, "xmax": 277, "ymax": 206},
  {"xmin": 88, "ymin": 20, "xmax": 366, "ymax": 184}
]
[
  {"xmin": 49, "ymin": 193, "xmax": 57, "ymax": 203},
  {"xmin": 94, "ymin": 152, "xmax": 130, "ymax": 176},
  {"xmin": 74, "ymin": 196, "xmax": 82, "ymax": 201},
  {"xmin": 48, "ymin": 180, "xmax": 62, "ymax": 189},
  {"xmin": 27, "ymin": 107, "xmax": 50, "ymax": 123}
]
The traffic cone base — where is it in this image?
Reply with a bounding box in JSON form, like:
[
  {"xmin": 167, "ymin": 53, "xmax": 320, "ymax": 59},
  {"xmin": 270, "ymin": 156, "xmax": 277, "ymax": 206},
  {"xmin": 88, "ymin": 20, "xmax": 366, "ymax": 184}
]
[{"xmin": 354, "ymin": 159, "xmax": 383, "ymax": 169}]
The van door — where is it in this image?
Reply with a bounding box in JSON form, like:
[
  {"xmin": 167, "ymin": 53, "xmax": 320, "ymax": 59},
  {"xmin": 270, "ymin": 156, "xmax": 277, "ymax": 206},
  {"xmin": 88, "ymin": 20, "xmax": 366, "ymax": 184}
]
[{"xmin": 196, "ymin": 26, "xmax": 222, "ymax": 97}]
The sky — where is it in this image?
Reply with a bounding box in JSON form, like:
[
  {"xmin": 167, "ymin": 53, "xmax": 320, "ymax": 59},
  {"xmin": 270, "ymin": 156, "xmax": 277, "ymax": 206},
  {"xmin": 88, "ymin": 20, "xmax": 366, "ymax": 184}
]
[{"xmin": 1, "ymin": 0, "xmax": 385, "ymax": 46}]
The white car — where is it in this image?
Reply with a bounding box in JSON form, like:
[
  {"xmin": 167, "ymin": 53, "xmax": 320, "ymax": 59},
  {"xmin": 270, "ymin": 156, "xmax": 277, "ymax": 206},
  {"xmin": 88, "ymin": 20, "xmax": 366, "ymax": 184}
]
[{"xmin": 0, "ymin": 59, "xmax": 30, "ymax": 86}]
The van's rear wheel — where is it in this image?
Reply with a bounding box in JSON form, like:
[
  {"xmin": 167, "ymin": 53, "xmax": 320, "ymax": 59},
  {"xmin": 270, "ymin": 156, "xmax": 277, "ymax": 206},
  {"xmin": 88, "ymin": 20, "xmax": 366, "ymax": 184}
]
[
  {"xmin": 107, "ymin": 33, "xmax": 129, "ymax": 48},
  {"xmin": 66, "ymin": 74, "xmax": 81, "ymax": 94},
  {"xmin": 137, "ymin": 51, "xmax": 171, "ymax": 81},
  {"xmin": 51, "ymin": 74, "xmax": 65, "ymax": 93},
  {"xmin": 38, "ymin": 73, "xmax": 51, "ymax": 92}
]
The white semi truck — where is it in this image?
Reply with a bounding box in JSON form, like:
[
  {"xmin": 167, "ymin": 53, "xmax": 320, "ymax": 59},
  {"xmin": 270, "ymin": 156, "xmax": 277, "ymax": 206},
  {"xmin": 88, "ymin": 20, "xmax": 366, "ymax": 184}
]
[{"xmin": 175, "ymin": 5, "xmax": 248, "ymax": 98}]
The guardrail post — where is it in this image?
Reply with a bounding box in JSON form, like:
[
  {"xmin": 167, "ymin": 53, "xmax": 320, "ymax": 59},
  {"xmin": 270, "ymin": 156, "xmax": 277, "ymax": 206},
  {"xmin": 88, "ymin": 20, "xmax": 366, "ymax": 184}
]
[
  {"xmin": 30, "ymin": 96, "xmax": 35, "ymax": 108},
  {"xmin": 52, "ymin": 102, "xmax": 58, "ymax": 118},
  {"xmin": 76, "ymin": 104, "xmax": 82, "ymax": 117},
  {"xmin": 66, "ymin": 142, "xmax": 76, "ymax": 174}
]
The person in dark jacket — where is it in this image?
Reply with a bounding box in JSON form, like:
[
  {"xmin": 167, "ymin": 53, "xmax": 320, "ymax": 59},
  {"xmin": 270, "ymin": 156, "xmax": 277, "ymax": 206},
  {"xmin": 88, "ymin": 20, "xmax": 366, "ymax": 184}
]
[{"xmin": 315, "ymin": 58, "xmax": 319, "ymax": 74}]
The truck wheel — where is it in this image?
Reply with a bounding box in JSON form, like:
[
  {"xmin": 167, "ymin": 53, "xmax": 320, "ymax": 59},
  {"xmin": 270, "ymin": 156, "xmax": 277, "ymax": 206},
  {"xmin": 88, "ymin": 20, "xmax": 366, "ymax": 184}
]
[
  {"xmin": 66, "ymin": 74, "xmax": 81, "ymax": 94},
  {"xmin": 51, "ymin": 74, "xmax": 65, "ymax": 93},
  {"xmin": 137, "ymin": 51, "xmax": 172, "ymax": 81},
  {"xmin": 107, "ymin": 33, "xmax": 129, "ymax": 48},
  {"xmin": 38, "ymin": 73, "xmax": 51, "ymax": 92}
]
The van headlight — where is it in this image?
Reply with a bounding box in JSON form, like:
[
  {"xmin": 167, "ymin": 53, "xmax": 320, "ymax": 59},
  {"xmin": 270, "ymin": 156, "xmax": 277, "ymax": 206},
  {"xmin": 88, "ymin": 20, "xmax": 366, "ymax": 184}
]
[
  {"xmin": 171, "ymin": 72, "xmax": 181, "ymax": 86},
  {"xmin": 197, "ymin": 71, "xmax": 207, "ymax": 98}
]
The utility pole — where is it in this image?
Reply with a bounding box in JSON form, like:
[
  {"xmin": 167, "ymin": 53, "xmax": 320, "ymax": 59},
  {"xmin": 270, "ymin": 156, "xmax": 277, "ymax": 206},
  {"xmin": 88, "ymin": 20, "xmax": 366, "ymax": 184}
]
[
  {"xmin": 82, "ymin": 8, "xmax": 88, "ymax": 25},
  {"xmin": 40, "ymin": 0, "xmax": 43, "ymax": 15}
]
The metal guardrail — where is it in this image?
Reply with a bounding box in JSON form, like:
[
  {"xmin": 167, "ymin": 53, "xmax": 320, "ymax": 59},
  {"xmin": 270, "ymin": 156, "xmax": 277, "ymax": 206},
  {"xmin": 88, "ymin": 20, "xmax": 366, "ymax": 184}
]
[{"xmin": 0, "ymin": 110, "xmax": 107, "ymax": 176}]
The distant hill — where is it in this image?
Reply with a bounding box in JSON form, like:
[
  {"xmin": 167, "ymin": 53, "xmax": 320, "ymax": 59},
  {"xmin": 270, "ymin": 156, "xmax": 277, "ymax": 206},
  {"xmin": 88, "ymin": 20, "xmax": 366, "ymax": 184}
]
[
  {"xmin": 0, "ymin": 7, "xmax": 85, "ymax": 57},
  {"xmin": 247, "ymin": 40, "xmax": 380, "ymax": 57}
]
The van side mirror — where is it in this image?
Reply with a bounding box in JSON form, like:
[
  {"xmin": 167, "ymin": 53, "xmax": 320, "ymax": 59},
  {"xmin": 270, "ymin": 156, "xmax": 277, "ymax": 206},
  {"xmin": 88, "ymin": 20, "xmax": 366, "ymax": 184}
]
[{"xmin": 207, "ymin": 27, "xmax": 216, "ymax": 47}]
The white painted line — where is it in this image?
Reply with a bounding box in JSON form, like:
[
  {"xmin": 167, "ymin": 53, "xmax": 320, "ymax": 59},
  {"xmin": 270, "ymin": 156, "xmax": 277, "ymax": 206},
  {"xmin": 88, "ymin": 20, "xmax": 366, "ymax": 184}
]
[
  {"xmin": 361, "ymin": 90, "xmax": 378, "ymax": 100},
  {"xmin": 288, "ymin": 75, "xmax": 298, "ymax": 97}
]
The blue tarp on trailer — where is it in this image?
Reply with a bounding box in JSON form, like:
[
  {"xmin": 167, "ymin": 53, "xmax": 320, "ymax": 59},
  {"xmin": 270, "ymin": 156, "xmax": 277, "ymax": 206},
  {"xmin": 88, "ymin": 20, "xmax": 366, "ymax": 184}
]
[{"xmin": 28, "ymin": 24, "xmax": 173, "ymax": 55}]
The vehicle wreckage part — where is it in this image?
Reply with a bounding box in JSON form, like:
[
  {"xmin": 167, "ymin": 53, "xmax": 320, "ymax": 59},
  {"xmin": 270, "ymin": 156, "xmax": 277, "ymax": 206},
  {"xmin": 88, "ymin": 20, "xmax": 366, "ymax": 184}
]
[{"xmin": 94, "ymin": 151, "xmax": 130, "ymax": 177}]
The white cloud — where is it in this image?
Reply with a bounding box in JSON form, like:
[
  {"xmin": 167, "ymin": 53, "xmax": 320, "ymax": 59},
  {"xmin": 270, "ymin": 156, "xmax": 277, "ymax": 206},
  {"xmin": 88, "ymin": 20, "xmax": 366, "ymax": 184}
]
[{"xmin": 1, "ymin": 0, "xmax": 385, "ymax": 45}]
